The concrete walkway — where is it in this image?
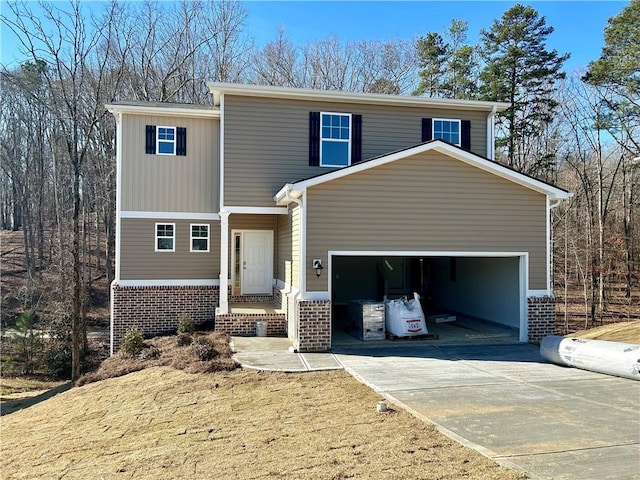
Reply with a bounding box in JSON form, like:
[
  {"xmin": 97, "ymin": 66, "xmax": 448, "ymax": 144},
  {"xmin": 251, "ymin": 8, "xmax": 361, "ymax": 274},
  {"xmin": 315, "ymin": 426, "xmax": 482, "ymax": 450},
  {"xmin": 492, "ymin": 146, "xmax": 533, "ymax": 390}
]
[
  {"xmin": 231, "ymin": 336, "xmax": 342, "ymax": 372},
  {"xmin": 232, "ymin": 337, "xmax": 639, "ymax": 480}
]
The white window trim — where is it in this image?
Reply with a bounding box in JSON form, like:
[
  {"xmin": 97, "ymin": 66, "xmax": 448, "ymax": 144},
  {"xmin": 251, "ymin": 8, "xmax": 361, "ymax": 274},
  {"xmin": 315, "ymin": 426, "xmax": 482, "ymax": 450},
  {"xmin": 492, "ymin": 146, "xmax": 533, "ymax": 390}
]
[
  {"xmin": 155, "ymin": 222, "xmax": 175, "ymax": 252},
  {"xmin": 432, "ymin": 118, "xmax": 461, "ymax": 147},
  {"xmin": 320, "ymin": 111, "xmax": 352, "ymax": 167},
  {"xmin": 156, "ymin": 125, "xmax": 176, "ymax": 155},
  {"xmin": 190, "ymin": 223, "xmax": 210, "ymax": 253}
]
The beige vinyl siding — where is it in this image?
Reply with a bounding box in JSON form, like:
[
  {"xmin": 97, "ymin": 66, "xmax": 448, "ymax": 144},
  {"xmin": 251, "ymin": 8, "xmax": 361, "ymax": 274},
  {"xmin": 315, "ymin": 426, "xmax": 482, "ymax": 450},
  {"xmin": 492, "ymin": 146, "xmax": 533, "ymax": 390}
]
[
  {"xmin": 121, "ymin": 114, "xmax": 219, "ymax": 212},
  {"xmin": 305, "ymin": 152, "xmax": 547, "ymax": 291},
  {"xmin": 120, "ymin": 218, "xmax": 220, "ymax": 280},
  {"xmin": 276, "ymin": 209, "xmax": 292, "ymax": 285},
  {"xmin": 223, "ymin": 95, "xmax": 488, "ymax": 207}
]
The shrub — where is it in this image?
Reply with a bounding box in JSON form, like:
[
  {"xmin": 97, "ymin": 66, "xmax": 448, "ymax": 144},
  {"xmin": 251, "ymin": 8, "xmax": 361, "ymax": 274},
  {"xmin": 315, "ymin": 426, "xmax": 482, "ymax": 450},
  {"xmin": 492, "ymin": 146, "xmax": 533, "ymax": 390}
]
[
  {"xmin": 13, "ymin": 310, "xmax": 43, "ymax": 374},
  {"xmin": 176, "ymin": 333, "xmax": 193, "ymax": 347},
  {"xmin": 139, "ymin": 345, "xmax": 160, "ymax": 361},
  {"xmin": 177, "ymin": 315, "xmax": 195, "ymax": 334},
  {"xmin": 121, "ymin": 330, "xmax": 145, "ymax": 357},
  {"xmin": 192, "ymin": 336, "xmax": 216, "ymax": 361},
  {"xmin": 43, "ymin": 317, "xmax": 72, "ymax": 378}
]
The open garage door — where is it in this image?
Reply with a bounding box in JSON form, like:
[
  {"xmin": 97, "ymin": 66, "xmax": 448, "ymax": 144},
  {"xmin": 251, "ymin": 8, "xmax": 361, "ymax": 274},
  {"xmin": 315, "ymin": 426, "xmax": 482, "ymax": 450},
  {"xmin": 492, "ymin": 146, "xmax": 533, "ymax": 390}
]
[{"xmin": 330, "ymin": 253, "xmax": 526, "ymax": 344}]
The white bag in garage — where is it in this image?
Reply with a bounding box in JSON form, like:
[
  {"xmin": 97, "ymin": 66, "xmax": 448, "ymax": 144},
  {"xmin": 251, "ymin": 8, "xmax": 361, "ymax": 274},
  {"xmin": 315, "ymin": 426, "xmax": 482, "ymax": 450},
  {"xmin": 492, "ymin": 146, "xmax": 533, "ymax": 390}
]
[{"xmin": 385, "ymin": 292, "xmax": 428, "ymax": 337}]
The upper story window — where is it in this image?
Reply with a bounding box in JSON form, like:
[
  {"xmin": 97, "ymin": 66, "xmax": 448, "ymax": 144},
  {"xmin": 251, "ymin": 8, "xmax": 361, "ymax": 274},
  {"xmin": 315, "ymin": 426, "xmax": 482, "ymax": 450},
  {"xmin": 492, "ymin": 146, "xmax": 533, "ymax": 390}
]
[
  {"xmin": 145, "ymin": 125, "xmax": 187, "ymax": 156},
  {"xmin": 320, "ymin": 112, "xmax": 351, "ymax": 167},
  {"xmin": 190, "ymin": 224, "xmax": 209, "ymax": 252},
  {"xmin": 157, "ymin": 126, "xmax": 176, "ymax": 155},
  {"xmin": 155, "ymin": 223, "xmax": 175, "ymax": 252},
  {"xmin": 433, "ymin": 119, "xmax": 461, "ymax": 146},
  {"xmin": 309, "ymin": 111, "xmax": 362, "ymax": 167},
  {"xmin": 422, "ymin": 117, "xmax": 471, "ymax": 151}
]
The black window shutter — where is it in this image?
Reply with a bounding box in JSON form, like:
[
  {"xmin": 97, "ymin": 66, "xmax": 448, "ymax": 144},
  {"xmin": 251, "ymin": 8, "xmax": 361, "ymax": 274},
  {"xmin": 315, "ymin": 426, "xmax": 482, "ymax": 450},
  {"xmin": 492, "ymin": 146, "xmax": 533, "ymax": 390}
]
[
  {"xmin": 176, "ymin": 127, "xmax": 187, "ymax": 156},
  {"xmin": 309, "ymin": 112, "xmax": 320, "ymax": 166},
  {"xmin": 351, "ymin": 114, "xmax": 362, "ymax": 163},
  {"xmin": 461, "ymin": 120, "xmax": 471, "ymax": 151},
  {"xmin": 145, "ymin": 125, "xmax": 156, "ymax": 154},
  {"xmin": 421, "ymin": 118, "xmax": 432, "ymax": 142}
]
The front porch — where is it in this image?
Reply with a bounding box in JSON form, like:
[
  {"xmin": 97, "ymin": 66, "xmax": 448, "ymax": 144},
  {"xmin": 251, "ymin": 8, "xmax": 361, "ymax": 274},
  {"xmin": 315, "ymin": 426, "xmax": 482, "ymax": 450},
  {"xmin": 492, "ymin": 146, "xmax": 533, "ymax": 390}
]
[{"xmin": 215, "ymin": 303, "xmax": 287, "ymax": 337}]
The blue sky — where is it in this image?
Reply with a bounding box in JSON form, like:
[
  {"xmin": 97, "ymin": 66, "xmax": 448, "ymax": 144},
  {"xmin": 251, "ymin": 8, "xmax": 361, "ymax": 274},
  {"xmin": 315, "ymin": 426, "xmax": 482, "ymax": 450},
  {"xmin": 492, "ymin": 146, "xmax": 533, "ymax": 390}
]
[{"xmin": 0, "ymin": 1, "xmax": 629, "ymax": 73}]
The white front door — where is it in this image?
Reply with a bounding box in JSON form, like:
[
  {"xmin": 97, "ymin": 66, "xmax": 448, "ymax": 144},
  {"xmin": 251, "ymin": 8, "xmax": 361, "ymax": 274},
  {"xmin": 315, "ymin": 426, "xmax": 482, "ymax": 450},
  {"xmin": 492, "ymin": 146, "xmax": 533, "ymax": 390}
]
[{"xmin": 242, "ymin": 231, "xmax": 273, "ymax": 295}]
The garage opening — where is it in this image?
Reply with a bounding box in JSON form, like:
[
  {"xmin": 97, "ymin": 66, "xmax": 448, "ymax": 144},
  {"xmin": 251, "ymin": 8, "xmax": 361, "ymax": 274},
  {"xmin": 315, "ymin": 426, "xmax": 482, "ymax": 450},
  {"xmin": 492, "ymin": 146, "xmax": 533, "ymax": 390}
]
[{"xmin": 330, "ymin": 254, "xmax": 523, "ymax": 345}]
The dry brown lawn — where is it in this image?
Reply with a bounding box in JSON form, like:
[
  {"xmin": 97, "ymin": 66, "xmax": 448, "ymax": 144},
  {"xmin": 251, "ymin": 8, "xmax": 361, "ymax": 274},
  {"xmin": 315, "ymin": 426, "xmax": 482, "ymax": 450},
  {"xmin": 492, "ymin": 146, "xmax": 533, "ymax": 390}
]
[
  {"xmin": 1, "ymin": 367, "xmax": 524, "ymax": 480},
  {"xmin": 569, "ymin": 320, "xmax": 640, "ymax": 344}
]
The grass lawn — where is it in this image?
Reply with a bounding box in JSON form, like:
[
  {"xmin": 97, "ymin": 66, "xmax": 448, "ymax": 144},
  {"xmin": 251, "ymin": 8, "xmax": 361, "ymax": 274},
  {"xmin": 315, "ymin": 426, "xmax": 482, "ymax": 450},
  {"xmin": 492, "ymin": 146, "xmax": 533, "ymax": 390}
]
[{"xmin": 1, "ymin": 366, "xmax": 523, "ymax": 479}]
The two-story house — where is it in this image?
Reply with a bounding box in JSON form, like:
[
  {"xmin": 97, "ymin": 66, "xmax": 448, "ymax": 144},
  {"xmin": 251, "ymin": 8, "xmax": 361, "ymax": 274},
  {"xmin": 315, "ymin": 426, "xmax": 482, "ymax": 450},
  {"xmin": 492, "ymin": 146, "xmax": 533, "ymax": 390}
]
[{"xmin": 106, "ymin": 83, "xmax": 570, "ymax": 354}]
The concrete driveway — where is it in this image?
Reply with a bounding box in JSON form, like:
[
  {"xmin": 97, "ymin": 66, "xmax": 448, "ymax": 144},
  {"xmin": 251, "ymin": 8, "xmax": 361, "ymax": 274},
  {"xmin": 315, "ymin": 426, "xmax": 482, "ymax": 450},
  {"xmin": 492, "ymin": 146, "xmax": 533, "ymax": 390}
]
[{"xmin": 333, "ymin": 343, "xmax": 640, "ymax": 480}]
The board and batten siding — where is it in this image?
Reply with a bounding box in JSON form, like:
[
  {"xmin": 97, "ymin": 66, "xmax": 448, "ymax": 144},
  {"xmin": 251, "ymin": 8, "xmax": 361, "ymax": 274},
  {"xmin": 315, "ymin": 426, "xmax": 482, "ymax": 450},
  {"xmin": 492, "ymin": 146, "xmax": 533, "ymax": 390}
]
[
  {"xmin": 305, "ymin": 152, "xmax": 548, "ymax": 291},
  {"xmin": 120, "ymin": 114, "xmax": 219, "ymax": 213},
  {"xmin": 223, "ymin": 95, "xmax": 488, "ymax": 207},
  {"xmin": 120, "ymin": 218, "xmax": 220, "ymax": 280}
]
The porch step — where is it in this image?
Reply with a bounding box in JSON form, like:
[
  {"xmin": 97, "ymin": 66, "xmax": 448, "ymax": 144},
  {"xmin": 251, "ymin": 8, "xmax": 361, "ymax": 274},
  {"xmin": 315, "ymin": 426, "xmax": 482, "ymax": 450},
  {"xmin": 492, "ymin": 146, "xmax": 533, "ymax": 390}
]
[{"xmin": 215, "ymin": 303, "xmax": 287, "ymax": 337}]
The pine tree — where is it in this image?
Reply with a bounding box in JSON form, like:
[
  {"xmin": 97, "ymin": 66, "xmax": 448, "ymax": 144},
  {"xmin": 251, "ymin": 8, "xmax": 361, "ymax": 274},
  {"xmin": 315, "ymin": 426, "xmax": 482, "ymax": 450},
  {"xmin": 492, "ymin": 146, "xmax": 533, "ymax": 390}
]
[
  {"xmin": 414, "ymin": 32, "xmax": 447, "ymax": 97},
  {"xmin": 584, "ymin": 0, "xmax": 639, "ymax": 156},
  {"xmin": 479, "ymin": 4, "xmax": 569, "ymax": 174},
  {"xmin": 442, "ymin": 20, "xmax": 480, "ymax": 100}
]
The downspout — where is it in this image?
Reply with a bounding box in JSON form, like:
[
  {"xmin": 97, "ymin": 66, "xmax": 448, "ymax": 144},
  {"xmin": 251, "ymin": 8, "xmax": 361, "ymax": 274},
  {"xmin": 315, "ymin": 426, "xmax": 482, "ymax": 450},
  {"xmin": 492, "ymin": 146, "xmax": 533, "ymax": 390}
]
[
  {"xmin": 110, "ymin": 110, "xmax": 123, "ymax": 356},
  {"xmin": 486, "ymin": 105, "xmax": 497, "ymax": 160},
  {"xmin": 547, "ymin": 197, "xmax": 564, "ymax": 295}
]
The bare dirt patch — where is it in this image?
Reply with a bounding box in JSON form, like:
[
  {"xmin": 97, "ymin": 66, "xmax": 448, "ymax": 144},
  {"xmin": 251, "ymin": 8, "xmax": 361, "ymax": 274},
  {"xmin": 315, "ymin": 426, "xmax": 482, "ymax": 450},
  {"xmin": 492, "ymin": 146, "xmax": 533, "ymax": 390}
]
[{"xmin": 1, "ymin": 367, "xmax": 524, "ymax": 480}]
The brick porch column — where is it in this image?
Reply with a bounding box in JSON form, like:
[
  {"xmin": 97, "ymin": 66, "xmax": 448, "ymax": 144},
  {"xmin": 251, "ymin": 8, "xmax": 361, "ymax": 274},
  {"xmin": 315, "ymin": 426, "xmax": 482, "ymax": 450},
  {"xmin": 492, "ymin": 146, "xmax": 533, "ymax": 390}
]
[{"xmin": 295, "ymin": 299, "xmax": 331, "ymax": 352}]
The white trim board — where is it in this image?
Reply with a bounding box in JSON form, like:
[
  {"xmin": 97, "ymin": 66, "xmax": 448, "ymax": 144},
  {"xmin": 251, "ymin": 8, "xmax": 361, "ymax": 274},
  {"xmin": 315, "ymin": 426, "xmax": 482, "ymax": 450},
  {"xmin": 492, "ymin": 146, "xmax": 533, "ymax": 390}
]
[
  {"xmin": 208, "ymin": 82, "xmax": 509, "ymax": 112},
  {"xmin": 106, "ymin": 103, "xmax": 219, "ymax": 118},
  {"xmin": 117, "ymin": 280, "xmax": 220, "ymax": 287},
  {"xmin": 222, "ymin": 206, "xmax": 288, "ymax": 215},
  {"xmin": 121, "ymin": 211, "xmax": 220, "ymax": 220}
]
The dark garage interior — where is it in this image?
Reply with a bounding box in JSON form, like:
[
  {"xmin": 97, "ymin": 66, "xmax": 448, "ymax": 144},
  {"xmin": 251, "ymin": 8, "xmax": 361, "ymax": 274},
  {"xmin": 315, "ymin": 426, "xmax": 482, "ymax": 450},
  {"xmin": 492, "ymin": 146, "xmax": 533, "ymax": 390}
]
[{"xmin": 331, "ymin": 255, "xmax": 521, "ymax": 343}]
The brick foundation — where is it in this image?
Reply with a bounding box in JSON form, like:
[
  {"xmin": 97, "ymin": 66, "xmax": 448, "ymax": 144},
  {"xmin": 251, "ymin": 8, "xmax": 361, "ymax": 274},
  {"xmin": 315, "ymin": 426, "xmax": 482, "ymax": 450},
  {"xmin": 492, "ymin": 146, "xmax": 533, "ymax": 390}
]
[
  {"xmin": 295, "ymin": 300, "xmax": 331, "ymax": 352},
  {"xmin": 214, "ymin": 312, "xmax": 286, "ymax": 336},
  {"xmin": 111, "ymin": 284, "xmax": 219, "ymax": 352},
  {"xmin": 528, "ymin": 296, "xmax": 555, "ymax": 343}
]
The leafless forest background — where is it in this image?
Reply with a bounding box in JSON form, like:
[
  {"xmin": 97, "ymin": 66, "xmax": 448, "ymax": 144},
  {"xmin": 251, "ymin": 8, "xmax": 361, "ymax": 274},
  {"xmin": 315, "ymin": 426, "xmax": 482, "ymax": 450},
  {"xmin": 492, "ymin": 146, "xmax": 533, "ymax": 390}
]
[{"xmin": 1, "ymin": 1, "xmax": 638, "ymax": 379}]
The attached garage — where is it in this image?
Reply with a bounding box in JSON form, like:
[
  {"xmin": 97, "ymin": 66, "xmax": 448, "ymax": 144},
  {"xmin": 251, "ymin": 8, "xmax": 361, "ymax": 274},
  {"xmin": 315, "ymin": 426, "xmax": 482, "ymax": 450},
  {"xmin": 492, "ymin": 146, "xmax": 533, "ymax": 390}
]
[
  {"xmin": 274, "ymin": 140, "xmax": 571, "ymax": 351},
  {"xmin": 330, "ymin": 253, "xmax": 526, "ymax": 342}
]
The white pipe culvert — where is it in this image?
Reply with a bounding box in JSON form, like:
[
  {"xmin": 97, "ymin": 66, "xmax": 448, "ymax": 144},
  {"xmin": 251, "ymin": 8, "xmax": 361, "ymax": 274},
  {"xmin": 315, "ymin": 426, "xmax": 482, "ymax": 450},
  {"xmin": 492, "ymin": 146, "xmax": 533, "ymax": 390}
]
[{"xmin": 540, "ymin": 336, "xmax": 640, "ymax": 381}]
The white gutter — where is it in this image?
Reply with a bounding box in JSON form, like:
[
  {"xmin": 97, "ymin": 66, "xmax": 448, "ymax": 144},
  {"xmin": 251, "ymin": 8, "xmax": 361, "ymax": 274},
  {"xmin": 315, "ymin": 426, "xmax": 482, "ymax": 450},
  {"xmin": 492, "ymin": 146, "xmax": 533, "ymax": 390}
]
[{"xmin": 207, "ymin": 82, "xmax": 509, "ymax": 112}]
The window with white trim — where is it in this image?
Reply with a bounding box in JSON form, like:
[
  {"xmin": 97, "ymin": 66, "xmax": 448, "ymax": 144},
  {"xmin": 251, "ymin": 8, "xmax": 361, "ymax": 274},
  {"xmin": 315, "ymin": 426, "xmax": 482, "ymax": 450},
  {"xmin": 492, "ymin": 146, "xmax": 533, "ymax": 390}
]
[
  {"xmin": 190, "ymin": 224, "xmax": 209, "ymax": 252},
  {"xmin": 157, "ymin": 126, "xmax": 176, "ymax": 155},
  {"xmin": 433, "ymin": 119, "xmax": 461, "ymax": 146},
  {"xmin": 155, "ymin": 223, "xmax": 175, "ymax": 252},
  {"xmin": 320, "ymin": 112, "xmax": 351, "ymax": 167}
]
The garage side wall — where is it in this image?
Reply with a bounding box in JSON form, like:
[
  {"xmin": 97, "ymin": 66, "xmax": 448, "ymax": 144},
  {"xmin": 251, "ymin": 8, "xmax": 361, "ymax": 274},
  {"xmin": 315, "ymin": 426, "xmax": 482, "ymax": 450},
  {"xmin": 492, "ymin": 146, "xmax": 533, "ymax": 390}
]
[
  {"xmin": 431, "ymin": 257, "xmax": 520, "ymax": 328},
  {"xmin": 306, "ymin": 152, "xmax": 548, "ymax": 291}
]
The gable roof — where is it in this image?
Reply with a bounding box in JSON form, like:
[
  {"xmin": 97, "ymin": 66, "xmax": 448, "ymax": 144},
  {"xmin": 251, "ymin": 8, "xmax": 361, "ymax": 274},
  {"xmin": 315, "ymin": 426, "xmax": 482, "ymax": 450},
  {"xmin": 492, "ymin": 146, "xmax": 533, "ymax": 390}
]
[
  {"xmin": 274, "ymin": 140, "xmax": 572, "ymax": 205},
  {"xmin": 208, "ymin": 82, "xmax": 510, "ymax": 113}
]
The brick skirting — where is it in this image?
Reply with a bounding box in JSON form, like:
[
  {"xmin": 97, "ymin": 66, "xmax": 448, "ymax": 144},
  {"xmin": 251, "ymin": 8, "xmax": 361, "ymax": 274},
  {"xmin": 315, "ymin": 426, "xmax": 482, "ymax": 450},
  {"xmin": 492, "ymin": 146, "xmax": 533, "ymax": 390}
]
[
  {"xmin": 295, "ymin": 300, "xmax": 331, "ymax": 352},
  {"xmin": 111, "ymin": 284, "xmax": 219, "ymax": 353},
  {"xmin": 528, "ymin": 296, "xmax": 555, "ymax": 343},
  {"xmin": 214, "ymin": 312, "xmax": 286, "ymax": 336}
]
